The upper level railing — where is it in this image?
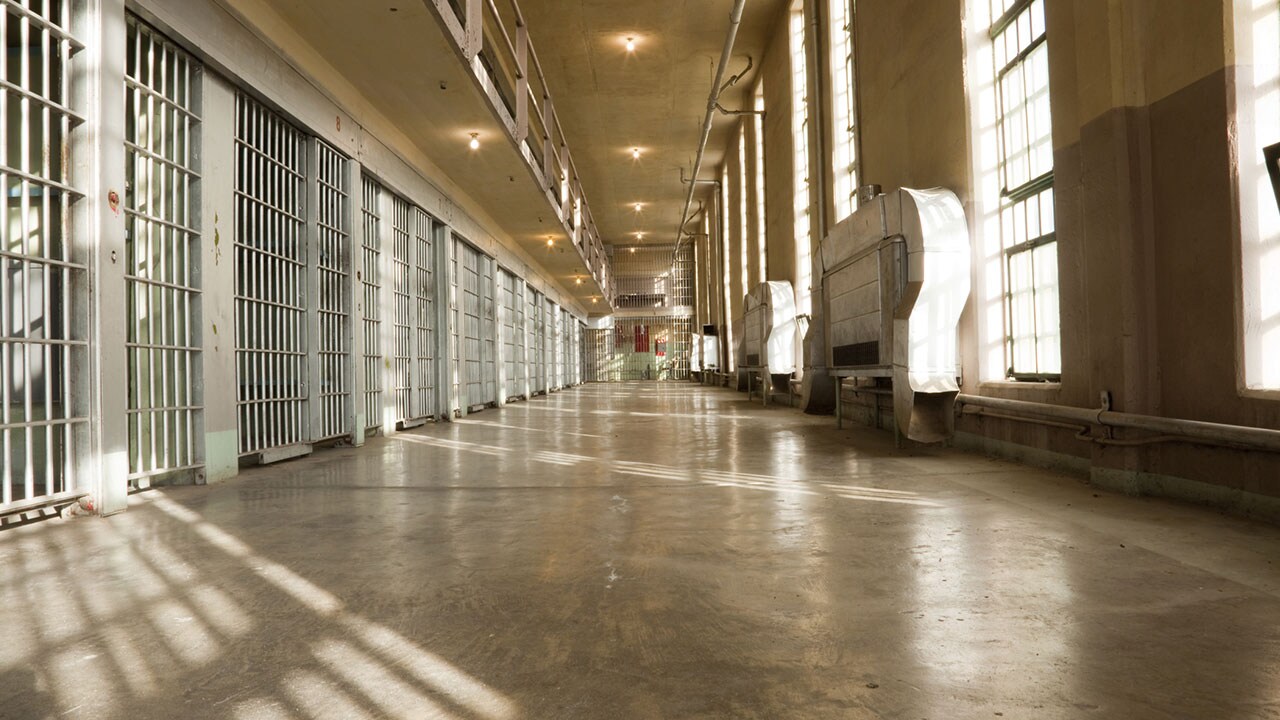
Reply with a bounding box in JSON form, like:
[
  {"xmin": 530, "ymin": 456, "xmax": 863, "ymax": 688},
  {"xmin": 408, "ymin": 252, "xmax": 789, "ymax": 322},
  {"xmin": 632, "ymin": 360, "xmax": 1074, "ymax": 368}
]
[{"xmin": 423, "ymin": 0, "xmax": 614, "ymax": 304}]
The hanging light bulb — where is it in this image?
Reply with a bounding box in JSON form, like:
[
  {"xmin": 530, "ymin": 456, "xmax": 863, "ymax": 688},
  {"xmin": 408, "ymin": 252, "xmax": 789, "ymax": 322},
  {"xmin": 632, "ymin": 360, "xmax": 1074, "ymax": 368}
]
[
  {"xmin": 632, "ymin": 147, "xmax": 641, "ymax": 160},
  {"xmin": 546, "ymin": 237, "xmax": 555, "ymax": 247},
  {"xmin": 634, "ymin": 202, "xmax": 643, "ymax": 212},
  {"xmin": 469, "ymin": 133, "xmax": 480, "ymax": 150},
  {"xmin": 625, "ymin": 37, "xmax": 636, "ymax": 53}
]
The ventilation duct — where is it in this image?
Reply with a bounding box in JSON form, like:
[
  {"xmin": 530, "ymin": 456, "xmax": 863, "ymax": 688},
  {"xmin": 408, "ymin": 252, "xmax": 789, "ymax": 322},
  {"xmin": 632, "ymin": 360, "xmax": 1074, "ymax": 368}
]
[
  {"xmin": 820, "ymin": 188, "xmax": 971, "ymax": 443},
  {"xmin": 741, "ymin": 281, "xmax": 799, "ymax": 376}
]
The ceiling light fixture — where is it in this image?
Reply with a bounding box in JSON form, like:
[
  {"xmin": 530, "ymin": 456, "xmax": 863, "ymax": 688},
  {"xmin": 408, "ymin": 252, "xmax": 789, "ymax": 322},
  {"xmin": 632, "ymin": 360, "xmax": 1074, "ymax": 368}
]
[
  {"xmin": 546, "ymin": 236, "xmax": 555, "ymax": 247},
  {"xmin": 469, "ymin": 133, "xmax": 480, "ymax": 150},
  {"xmin": 632, "ymin": 147, "xmax": 641, "ymax": 160},
  {"xmin": 575, "ymin": 276, "xmax": 584, "ymax": 285},
  {"xmin": 634, "ymin": 203, "xmax": 643, "ymax": 212},
  {"xmin": 625, "ymin": 37, "xmax": 636, "ymax": 53}
]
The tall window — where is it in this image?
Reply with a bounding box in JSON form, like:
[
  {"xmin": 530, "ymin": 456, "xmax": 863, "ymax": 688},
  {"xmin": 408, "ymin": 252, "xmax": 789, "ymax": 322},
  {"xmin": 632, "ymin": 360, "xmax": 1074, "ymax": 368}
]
[
  {"xmin": 790, "ymin": 1, "xmax": 813, "ymax": 318},
  {"xmin": 830, "ymin": 0, "xmax": 859, "ymax": 221},
  {"xmin": 722, "ymin": 165, "xmax": 735, "ymax": 371},
  {"xmin": 1237, "ymin": 0, "xmax": 1280, "ymax": 390},
  {"xmin": 738, "ymin": 123, "xmax": 750, "ymax": 293},
  {"xmin": 992, "ymin": 0, "xmax": 1058, "ymax": 379},
  {"xmin": 753, "ymin": 82, "xmax": 768, "ymax": 285}
]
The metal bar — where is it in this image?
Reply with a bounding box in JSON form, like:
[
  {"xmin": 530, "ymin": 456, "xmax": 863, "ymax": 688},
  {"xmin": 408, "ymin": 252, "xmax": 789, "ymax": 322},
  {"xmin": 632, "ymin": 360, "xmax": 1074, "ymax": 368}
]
[{"xmin": 956, "ymin": 394, "xmax": 1280, "ymax": 452}]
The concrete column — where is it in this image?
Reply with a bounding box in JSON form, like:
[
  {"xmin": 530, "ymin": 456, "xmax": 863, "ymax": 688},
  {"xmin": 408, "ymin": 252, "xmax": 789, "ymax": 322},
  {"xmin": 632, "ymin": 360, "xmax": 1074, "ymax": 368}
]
[
  {"xmin": 75, "ymin": 0, "xmax": 130, "ymax": 512},
  {"xmin": 197, "ymin": 73, "xmax": 240, "ymax": 482},
  {"xmin": 350, "ymin": 164, "xmax": 368, "ymax": 443}
]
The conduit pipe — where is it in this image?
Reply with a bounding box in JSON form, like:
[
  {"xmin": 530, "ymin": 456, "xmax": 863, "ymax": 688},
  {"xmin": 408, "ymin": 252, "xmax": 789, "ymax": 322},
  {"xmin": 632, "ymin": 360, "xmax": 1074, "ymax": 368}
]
[
  {"xmin": 956, "ymin": 394, "xmax": 1280, "ymax": 453},
  {"xmin": 673, "ymin": 0, "xmax": 747, "ymax": 261}
]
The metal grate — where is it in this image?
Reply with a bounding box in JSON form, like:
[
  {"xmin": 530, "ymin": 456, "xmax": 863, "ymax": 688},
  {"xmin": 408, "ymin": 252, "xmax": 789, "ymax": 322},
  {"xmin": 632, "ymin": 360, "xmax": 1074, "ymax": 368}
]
[
  {"xmin": 124, "ymin": 17, "xmax": 202, "ymax": 482},
  {"xmin": 458, "ymin": 239, "xmax": 484, "ymax": 407},
  {"xmin": 359, "ymin": 175, "xmax": 383, "ymax": 430},
  {"xmin": 585, "ymin": 328, "xmax": 615, "ymax": 382},
  {"xmin": 234, "ymin": 94, "xmax": 309, "ymax": 456},
  {"xmin": 390, "ymin": 193, "xmax": 414, "ymax": 422},
  {"xmin": 528, "ymin": 286, "xmax": 545, "ymax": 393},
  {"xmin": 595, "ymin": 317, "xmax": 693, "ymax": 381},
  {"xmin": 449, "ymin": 234, "xmax": 461, "ymax": 411},
  {"xmin": 547, "ymin": 300, "xmax": 560, "ymax": 389},
  {"xmin": 313, "ymin": 141, "xmax": 350, "ymax": 441},
  {"xmin": 413, "ymin": 208, "xmax": 435, "ymax": 418},
  {"xmin": 1, "ymin": 0, "xmax": 87, "ymax": 512},
  {"xmin": 499, "ymin": 269, "xmax": 518, "ymax": 399},
  {"xmin": 480, "ymin": 254, "xmax": 497, "ymax": 404}
]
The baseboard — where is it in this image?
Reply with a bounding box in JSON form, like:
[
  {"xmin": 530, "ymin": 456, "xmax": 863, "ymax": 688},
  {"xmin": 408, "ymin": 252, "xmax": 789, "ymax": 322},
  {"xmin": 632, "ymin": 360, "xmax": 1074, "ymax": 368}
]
[
  {"xmin": 953, "ymin": 431, "xmax": 1091, "ymax": 478},
  {"xmin": 1090, "ymin": 467, "xmax": 1280, "ymax": 525}
]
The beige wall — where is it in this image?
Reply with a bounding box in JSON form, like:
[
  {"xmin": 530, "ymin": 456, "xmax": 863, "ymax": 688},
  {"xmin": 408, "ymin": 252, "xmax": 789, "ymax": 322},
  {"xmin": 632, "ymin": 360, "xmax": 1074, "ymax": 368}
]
[{"xmin": 699, "ymin": 0, "xmax": 1280, "ymax": 508}]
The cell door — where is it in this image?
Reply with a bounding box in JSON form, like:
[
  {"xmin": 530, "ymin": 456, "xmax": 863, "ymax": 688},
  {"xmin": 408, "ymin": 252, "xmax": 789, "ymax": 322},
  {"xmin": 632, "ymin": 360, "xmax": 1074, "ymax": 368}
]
[
  {"xmin": 528, "ymin": 288, "xmax": 545, "ymax": 394},
  {"xmin": 515, "ymin": 280, "xmax": 528, "ymax": 397},
  {"xmin": 359, "ymin": 176, "xmax": 383, "ymax": 432},
  {"xmin": 565, "ymin": 307, "xmax": 576, "ymax": 386},
  {"xmin": 234, "ymin": 95, "xmax": 309, "ymax": 456},
  {"xmin": 413, "ymin": 209, "xmax": 435, "ymax": 419},
  {"xmin": 545, "ymin": 300, "xmax": 558, "ymax": 390},
  {"xmin": 390, "ymin": 194, "xmax": 415, "ymax": 423},
  {"xmin": 124, "ymin": 18, "xmax": 202, "ymax": 483},
  {"xmin": 2, "ymin": 1, "xmax": 88, "ymax": 513},
  {"xmin": 458, "ymin": 240, "xmax": 484, "ymax": 409},
  {"xmin": 480, "ymin": 255, "xmax": 497, "ymax": 405},
  {"xmin": 499, "ymin": 266, "xmax": 519, "ymax": 397},
  {"xmin": 311, "ymin": 141, "xmax": 352, "ymax": 442},
  {"xmin": 449, "ymin": 236, "xmax": 461, "ymax": 413}
]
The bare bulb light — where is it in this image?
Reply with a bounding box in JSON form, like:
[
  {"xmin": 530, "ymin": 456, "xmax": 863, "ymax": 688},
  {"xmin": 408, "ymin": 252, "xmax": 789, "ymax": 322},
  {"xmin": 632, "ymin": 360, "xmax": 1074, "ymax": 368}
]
[
  {"xmin": 469, "ymin": 133, "xmax": 480, "ymax": 150},
  {"xmin": 632, "ymin": 147, "xmax": 641, "ymax": 160},
  {"xmin": 625, "ymin": 37, "xmax": 636, "ymax": 53},
  {"xmin": 546, "ymin": 237, "xmax": 555, "ymax": 247},
  {"xmin": 634, "ymin": 203, "xmax": 643, "ymax": 212}
]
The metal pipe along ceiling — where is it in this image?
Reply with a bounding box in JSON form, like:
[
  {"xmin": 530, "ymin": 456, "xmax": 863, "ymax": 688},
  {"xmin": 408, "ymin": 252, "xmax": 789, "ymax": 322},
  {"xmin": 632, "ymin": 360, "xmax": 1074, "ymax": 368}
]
[{"xmin": 673, "ymin": 0, "xmax": 748, "ymax": 263}]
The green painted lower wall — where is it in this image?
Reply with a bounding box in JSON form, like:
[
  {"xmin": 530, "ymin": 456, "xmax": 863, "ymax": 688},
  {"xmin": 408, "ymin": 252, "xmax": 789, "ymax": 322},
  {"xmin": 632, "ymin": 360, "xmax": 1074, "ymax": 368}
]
[{"xmin": 202, "ymin": 429, "xmax": 239, "ymax": 484}]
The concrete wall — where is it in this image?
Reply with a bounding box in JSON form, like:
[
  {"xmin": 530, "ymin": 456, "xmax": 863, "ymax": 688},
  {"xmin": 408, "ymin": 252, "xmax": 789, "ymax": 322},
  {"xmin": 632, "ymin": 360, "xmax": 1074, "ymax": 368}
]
[{"xmin": 701, "ymin": 0, "xmax": 1280, "ymax": 517}]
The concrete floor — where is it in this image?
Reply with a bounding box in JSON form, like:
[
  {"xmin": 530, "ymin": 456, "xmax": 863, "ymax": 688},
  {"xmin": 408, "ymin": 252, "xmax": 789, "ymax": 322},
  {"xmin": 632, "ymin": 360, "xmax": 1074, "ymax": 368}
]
[{"xmin": 2, "ymin": 383, "xmax": 1280, "ymax": 720}]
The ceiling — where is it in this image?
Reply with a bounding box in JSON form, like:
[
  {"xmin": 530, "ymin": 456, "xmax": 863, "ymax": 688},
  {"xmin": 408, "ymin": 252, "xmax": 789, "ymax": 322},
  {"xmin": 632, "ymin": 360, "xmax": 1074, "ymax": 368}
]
[
  {"xmin": 247, "ymin": 0, "xmax": 784, "ymax": 311},
  {"xmin": 516, "ymin": 0, "xmax": 788, "ymax": 246}
]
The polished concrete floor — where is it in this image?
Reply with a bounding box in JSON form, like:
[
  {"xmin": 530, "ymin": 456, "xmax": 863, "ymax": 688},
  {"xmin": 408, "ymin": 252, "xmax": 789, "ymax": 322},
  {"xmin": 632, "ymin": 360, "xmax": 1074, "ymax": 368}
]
[{"xmin": 2, "ymin": 383, "xmax": 1280, "ymax": 720}]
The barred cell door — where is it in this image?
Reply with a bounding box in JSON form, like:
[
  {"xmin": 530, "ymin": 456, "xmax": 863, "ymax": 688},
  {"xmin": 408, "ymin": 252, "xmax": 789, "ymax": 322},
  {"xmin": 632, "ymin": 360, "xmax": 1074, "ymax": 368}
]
[
  {"xmin": 310, "ymin": 141, "xmax": 352, "ymax": 442},
  {"xmin": 458, "ymin": 239, "xmax": 484, "ymax": 409},
  {"xmin": 359, "ymin": 176, "xmax": 383, "ymax": 433},
  {"xmin": 124, "ymin": 18, "xmax": 202, "ymax": 485},
  {"xmin": 499, "ymin": 271, "xmax": 519, "ymax": 400},
  {"xmin": 528, "ymin": 288, "xmax": 545, "ymax": 394},
  {"xmin": 389, "ymin": 194, "xmax": 416, "ymax": 425},
  {"xmin": 234, "ymin": 95, "xmax": 309, "ymax": 458},
  {"xmin": 480, "ymin": 255, "xmax": 498, "ymax": 405},
  {"xmin": 1, "ymin": 1, "xmax": 88, "ymax": 514},
  {"xmin": 413, "ymin": 209, "xmax": 436, "ymax": 420},
  {"xmin": 551, "ymin": 303, "xmax": 564, "ymax": 390},
  {"xmin": 449, "ymin": 235, "xmax": 461, "ymax": 414},
  {"xmin": 543, "ymin": 300, "xmax": 556, "ymax": 391},
  {"xmin": 565, "ymin": 307, "xmax": 576, "ymax": 386},
  {"xmin": 513, "ymin": 279, "xmax": 528, "ymax": 398}
]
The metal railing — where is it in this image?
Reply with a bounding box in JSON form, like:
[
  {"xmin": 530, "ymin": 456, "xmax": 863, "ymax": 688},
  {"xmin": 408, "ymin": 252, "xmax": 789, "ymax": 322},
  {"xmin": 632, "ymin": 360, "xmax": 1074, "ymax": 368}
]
[{"xmin": 423, "ymin": 0, "xmax": 613, "ymax": 304}]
